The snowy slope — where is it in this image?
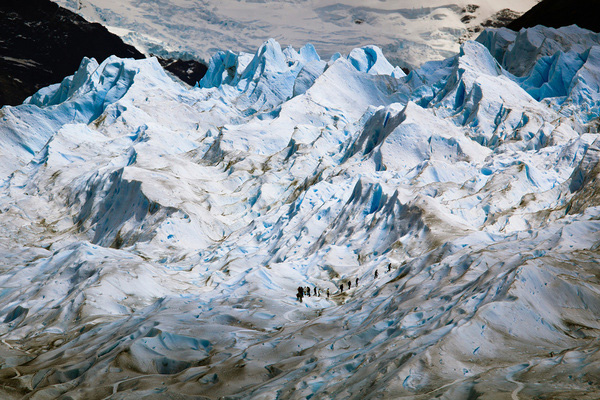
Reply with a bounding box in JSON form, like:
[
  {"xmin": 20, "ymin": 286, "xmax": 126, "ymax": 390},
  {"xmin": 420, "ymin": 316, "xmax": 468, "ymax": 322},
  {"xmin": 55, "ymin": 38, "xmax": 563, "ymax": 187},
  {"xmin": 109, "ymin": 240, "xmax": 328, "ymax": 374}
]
[
  {"xmin": 1, "ymin": 25, "xmax": 600, "ymax": 398},
  {"xmin": 53, "ymin": 0, "xmax": 538, "ymax": 69}
]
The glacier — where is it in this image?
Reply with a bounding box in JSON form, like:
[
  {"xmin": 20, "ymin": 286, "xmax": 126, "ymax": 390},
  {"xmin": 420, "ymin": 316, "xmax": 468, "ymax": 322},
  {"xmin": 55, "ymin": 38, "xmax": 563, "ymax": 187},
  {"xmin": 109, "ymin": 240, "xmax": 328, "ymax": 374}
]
[{"xmin": 1, "ymin": 25, "xmax": 600, "ymax": 399}]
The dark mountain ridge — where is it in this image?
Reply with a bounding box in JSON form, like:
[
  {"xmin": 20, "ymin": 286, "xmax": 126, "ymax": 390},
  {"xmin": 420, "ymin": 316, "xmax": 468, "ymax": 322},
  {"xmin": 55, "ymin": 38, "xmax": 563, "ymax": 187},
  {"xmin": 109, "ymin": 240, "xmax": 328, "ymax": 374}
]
[{"xmin": 507, "ymin": 0, "xmax": 600, "ymax": 32}]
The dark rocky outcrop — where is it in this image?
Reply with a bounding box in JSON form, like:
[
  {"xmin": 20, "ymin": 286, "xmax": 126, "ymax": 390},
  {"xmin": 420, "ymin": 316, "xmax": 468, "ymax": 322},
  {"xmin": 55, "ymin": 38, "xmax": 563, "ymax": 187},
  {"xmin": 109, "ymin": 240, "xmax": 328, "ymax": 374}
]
[
  {"xmin": 507, "ymin": 0, "xmax": 600, "ymax": 33},
  {"xmin": 156, "ymin": 58, "xmax": 208, "ymax": 87}
]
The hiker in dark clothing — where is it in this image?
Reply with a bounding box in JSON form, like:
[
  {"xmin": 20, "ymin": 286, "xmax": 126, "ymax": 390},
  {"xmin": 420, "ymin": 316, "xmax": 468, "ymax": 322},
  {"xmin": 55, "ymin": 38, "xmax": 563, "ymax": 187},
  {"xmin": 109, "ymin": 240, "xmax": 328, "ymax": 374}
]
[
  {"xmin": 314, "ymin": 287, "xmax": 317, "ymax": 296},
  {"xmin": 387, "ymin": 263, "xmax": 392, "ymax": 272},
  {"xmin": 348, "ymin": 281, "xmax": 352, "ymax": 290},
  {"xmin": 327, "ymin": 288, "xmax": 330, "ymax": 298},
  {"xmin": 297, "ymin": 286, "xmax": 304, "ymax": 302},
  {"xmin": 340, "ymin": 283, "xmax": 344, "ymax": 292},
  {"xmin": 306, "ymin": 286, "xmax": 311, "ymax": 297},
  {"xmin": 374, "ymin": 269, "xmax": 378, "ymax": 279},
  {"xmin": 356, "ymin": 277, "xmax": 359, "ymax": 287}
]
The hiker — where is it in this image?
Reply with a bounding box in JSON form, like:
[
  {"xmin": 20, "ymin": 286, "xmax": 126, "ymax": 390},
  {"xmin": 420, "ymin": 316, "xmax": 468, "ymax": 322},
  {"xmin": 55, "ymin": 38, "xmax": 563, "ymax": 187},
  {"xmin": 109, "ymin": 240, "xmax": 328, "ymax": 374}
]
[
  {"xmin": 314, "ymin": 287, "xmax": 317, "ymax": 296},
  {"xmin": 327, "ymin": 288, "xmax": 330, "ymax": 298},
  {"xmin": 348, "ymin": 280, "xmax": 352, "ymax": 290},
  {"xmin": 387, "ymin": 263, "xmax": 391, "ymax": 272},
  {"xmin": 374, "ymin": 269, "xmax": 378, "ymax": 279},
  {"xmin": 297, "ymin": 286, "xmax": 304, "ymax": 303},
  {"xmin": 356, "ymin": 277, "xmax": 359, "ymax": 287},
  {"xmin": 340, "ymin": 283, "xmax": 344, "ymax": 292},
  {"xmin": 306, "ymin": 286, "xmax": 311, "ymax": 297}
]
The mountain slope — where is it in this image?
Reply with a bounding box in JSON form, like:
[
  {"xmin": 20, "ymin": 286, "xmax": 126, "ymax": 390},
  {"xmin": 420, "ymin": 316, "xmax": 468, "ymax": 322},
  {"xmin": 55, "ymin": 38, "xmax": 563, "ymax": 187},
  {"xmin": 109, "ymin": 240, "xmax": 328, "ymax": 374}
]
[
  {"xmin": 0, "ymin": 0, "xmax": 144, "ymax": 106},
  {"xmin": 0, "ymin": 0, "xmax": 208, "ymax": 107},
  {"xmin": 0, "ymin": 26, "xmax": 600, "ymax": 399},
  {"xmin": 52, "ymin": 0, "xmax": 538, "ymax": 69}
]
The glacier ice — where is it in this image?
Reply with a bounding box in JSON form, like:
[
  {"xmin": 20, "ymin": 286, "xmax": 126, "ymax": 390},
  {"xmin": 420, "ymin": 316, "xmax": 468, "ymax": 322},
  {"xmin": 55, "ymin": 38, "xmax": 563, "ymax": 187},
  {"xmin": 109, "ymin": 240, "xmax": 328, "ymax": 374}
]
[{"xmin": 1, "ymin": 25, "xmax": 600, "ymax": 399}]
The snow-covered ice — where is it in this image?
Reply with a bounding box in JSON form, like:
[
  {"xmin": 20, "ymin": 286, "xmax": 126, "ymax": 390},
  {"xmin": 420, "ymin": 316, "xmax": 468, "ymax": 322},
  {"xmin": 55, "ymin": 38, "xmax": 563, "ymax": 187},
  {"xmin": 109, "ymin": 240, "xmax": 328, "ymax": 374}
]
[{"xmin": 1, "ymin": 25, "xmax": 600, "ymax": 398}]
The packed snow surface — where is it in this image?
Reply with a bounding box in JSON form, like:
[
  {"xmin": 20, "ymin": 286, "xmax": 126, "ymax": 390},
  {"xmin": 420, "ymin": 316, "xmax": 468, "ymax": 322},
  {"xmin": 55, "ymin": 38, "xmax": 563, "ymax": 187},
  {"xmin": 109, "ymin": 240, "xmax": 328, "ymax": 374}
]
[
  {"xmin": 53, "ymin": 0, "xmax": 538, "ymax": 69},
  {"xmin": 2, "ymin": 25, "xmax": 600, "ymax": 398}
]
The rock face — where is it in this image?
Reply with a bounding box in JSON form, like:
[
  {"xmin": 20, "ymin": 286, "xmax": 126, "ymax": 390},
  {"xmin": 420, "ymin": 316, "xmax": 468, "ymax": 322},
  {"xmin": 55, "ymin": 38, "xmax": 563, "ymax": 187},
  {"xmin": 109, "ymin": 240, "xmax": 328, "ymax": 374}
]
[
  {"xmin": 0, "ymin": 0, "xmax": 207, "ymax": 107},
  {"xmin": 508, "ymin": 0, "xmax": 600, "ymax": 33}
]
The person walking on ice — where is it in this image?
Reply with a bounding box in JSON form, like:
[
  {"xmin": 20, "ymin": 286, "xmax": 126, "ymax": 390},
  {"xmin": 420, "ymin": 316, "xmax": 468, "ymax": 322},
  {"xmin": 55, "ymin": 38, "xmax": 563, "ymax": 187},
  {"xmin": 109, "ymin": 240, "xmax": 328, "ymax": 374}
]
[{"xmin": 297, "ymin": 286, "xmax": 304, "ymax": 303}]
